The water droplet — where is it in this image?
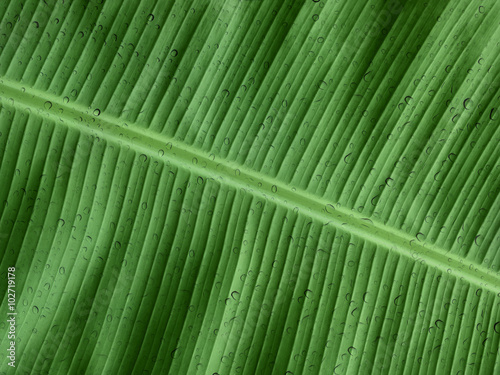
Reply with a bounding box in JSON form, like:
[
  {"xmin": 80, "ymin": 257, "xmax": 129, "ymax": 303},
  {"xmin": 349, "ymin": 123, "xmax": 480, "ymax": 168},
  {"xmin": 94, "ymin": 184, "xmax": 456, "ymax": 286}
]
[
  {"xmin": 490, "ymin": 108, "xmax": 498, "ymax": 121},
  {"xmin": 271, "ymin": 185, "xmax": 277, "ymax": 193},
  {"xmin": 44, "ymin": 101, "xmax": 52, "ymax": 110},
  {"xmin": 325, "ymin": 204, "xmax": 335, "ymax": 213},
  {"xmin": 148, "ymin": 13, "xmax": 154, "ymax": 21},
  {"xmin": 231, "ymin": 291, "xmax": 240, "ymax": 300},
  {"xmin": 171, "ymin": 49, "xmax": 178, "ymax": 57},
  {"xmin": 312, "ymin": 14, "xmax": 319, "ymax": 21},
  {"xmin": 33, "ymin": 306, "xmax": 39, "ymax": 314}
]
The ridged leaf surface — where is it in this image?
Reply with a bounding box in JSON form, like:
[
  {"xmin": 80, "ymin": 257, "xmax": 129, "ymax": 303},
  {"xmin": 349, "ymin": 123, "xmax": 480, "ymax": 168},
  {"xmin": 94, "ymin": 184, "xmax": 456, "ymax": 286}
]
[{"xmin": 0, "ymin": 0, "xmax": 499, "ymax": 374}]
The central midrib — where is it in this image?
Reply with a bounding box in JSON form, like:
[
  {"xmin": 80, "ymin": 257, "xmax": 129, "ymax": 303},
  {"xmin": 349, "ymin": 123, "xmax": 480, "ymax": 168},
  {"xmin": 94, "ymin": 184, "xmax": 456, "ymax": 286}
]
[{"xmin": 1, "ymin": 77, "xmax": 499, "ymax": 294}]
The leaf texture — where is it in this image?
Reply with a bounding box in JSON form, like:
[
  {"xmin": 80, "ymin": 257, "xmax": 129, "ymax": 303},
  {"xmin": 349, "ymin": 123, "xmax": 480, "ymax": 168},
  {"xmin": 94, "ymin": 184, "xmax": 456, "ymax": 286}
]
[{"xmin": 0, "ymin": 0, "xmax": 499, "ymax": 374}]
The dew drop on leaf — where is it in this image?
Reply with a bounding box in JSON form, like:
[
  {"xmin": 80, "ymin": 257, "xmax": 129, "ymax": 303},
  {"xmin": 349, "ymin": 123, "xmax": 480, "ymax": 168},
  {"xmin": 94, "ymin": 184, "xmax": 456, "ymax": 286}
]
[
  {"xmin": 231, "ymin": 291, "xmax": 240, "ymax": 300},
  {"xmin": 474, "ymin": 235, "xmax": 482, "ymax": 246},
  {"xmin": 490, "ymin": 108, "xmax": 497, "ymax": 120},
  {"xmin": 170, "ymin": 348, "xmax": 179, "ymax": 358},
  {"xmin": 363, "ymin": 292, "xmax": 369, "ymax": 303},
  {"xmin": 325, "ymin": 204, "xmax": 335, "ymax": 213}
]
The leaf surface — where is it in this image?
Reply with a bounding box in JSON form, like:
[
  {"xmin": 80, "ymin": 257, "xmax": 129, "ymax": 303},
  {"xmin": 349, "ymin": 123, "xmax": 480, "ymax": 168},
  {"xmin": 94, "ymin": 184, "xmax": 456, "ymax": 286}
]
[{"xmin": 0, "ymin": 0, "xmax": 499, "ymax": 374}]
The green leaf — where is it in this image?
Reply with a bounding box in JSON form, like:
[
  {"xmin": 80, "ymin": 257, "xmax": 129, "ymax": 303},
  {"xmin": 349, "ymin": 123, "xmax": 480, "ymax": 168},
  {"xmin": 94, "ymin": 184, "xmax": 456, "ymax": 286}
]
[{"xmin": 0, "ymin": 0, "xmax": 499, "ymax": 374}]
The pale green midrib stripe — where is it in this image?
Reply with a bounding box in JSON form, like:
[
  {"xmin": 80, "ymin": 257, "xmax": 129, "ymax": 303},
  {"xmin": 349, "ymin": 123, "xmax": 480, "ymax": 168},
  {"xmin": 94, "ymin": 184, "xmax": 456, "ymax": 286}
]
[{"xmin": 1, "ymin": 77, "xmax": 499, "ymax": 295}]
